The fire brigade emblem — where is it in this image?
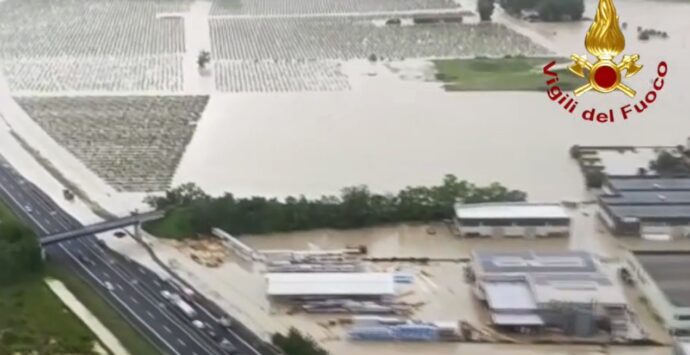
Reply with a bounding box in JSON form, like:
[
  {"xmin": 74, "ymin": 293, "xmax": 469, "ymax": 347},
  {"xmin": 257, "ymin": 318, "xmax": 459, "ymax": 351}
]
[{"xmin": 569, "ymin": 0, "xmax": 642, "ymax": 97}]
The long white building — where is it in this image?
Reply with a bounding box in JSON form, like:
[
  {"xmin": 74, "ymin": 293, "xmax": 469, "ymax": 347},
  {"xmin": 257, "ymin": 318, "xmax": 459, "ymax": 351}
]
[
  {"xmin": 454, "ymin": 202, "xmax": 571, "ymax": 238},
  {"xmin": 266, "ymin": 272, "xmax": 396, "ymax": 302}
]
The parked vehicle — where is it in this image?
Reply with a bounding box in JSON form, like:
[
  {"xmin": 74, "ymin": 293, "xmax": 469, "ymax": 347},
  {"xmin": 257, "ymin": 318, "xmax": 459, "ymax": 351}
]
[
  {"xmin": 619, "ymin": 267, "xmax": 635, "ymax": 286},
  {"xmin": 63, "ymin": 189, "xmax": 74, "ymax": 201}
]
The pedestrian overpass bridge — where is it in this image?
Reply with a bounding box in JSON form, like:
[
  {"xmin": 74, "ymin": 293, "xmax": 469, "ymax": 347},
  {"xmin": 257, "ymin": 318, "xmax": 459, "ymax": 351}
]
[{"xmin": 40, "ymin": 210, "xmax": 165, "ymax": 246}]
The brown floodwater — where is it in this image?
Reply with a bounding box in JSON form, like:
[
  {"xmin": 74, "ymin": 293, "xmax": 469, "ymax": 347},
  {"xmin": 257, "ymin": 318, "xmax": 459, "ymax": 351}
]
[{"xmin": 174, "ymin": 0, "xmax": 690, "ymax": 206}]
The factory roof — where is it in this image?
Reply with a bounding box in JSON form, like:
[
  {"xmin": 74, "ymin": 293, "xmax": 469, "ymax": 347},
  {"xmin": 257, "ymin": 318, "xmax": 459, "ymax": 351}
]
[
  {"xmin": 473, "ymin": 251, "xmax": 598, "ymax": 274},
  {"xmin": 266, "ymin": 273, "xmax": 396, "ymax": 297},
  {"xmin": 473, "ymin": 251, "xmax": 627, "ymax": 308},
  {"xmin": 601, "ymin": 191, "xmax": 690, "ymax": 205},
  {"xmin": 484, "ymin": 281, "xmax": 537, "ymax": 310},
  {"xmin": 633, "ymin": 251, "xmax": 690, "ymax": 307},
  {"xmin": 606, "ymin": 177, "xmax": 690, "ymax": 192},
  {"xmin": 529, "ymin": 273, "xmax": 626, "ymax": 306},
  {"xmin": 454, "ymin": 202, "xmax": 569, "ymax": 220},
  {"xmin": 606, "ymin": 204, "xmax": 690, "ymax": 220}
]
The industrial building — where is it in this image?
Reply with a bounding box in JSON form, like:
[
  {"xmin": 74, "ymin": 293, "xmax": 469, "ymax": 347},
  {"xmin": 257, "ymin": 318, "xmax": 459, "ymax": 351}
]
[
  {"xmin": 598, "ymin": 176, "xmax": 690, "ymax": 238},
  {"xmin": 626, "ymin": 251, "xmax": 690, "ymax": 334},
  {"xmin": 265, "ymin": 272, "xmax": 396, "ymax": 302},
  {"xmin": 469, "ymin": 251, "xmax": 629, "ymax": 337},
  {"xmin": 453, "ymin": 202, "xmax": 570, "ymax": 238},
  {"xmin": 602, "ymin": 176, "xmax": 690, "ymax": 194}
]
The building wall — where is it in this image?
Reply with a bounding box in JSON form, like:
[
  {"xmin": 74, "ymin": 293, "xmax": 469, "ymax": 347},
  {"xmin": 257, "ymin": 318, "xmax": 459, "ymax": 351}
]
[
  {"xmin": 626, "ymin": 254, "xmax": 690, "ymax": 331},
  {"xmin": 597, "ymin": 202, "xmax": 641, "ymax": 236},
  {"xmin": 457, "ymin": 223, "xmax": 570, "ymax": 238},
  {"xmin": 640, "ymin": 223, "xmax": 690, "ymax": 239}
]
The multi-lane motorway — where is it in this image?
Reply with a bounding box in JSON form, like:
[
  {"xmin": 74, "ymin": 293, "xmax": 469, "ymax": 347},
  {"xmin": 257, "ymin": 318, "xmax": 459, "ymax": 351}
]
[{"xmin": 0, "ymin": 160, "xmax": 265, "ymax": 355}]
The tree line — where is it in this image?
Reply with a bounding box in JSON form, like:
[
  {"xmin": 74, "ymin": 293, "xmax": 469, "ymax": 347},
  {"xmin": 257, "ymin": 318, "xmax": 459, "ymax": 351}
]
[
  {"xmin": 144, "ymin": 174, "xmax": 527, "ymax": 238},
  {"xmin": 0, "ymin": 216, "xmax": 43, "ymax": 285}
]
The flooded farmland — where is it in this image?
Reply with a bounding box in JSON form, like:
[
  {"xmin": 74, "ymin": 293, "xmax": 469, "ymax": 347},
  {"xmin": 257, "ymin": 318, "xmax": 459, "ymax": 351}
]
[{"xmin": 174, "ymin": 0, "xmax": 690, "ymax": 205}]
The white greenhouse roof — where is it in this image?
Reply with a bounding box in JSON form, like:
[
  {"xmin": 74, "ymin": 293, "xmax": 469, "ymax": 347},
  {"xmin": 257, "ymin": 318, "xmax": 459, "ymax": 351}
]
[
  {"xmin": 455, "ymin": 202, "xmax": 569, "ymax": 220},
  {"xmin": 266, "ymin": 273, "xmax": 396, "ymax": 296}
]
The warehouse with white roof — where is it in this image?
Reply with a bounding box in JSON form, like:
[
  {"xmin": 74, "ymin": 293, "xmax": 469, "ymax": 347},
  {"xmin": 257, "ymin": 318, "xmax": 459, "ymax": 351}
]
[
  {"xmin": 266, "ymin": 272, "xmax": 396, "ymax": 302},
  {"xmin": 454, "ymin": 202, "xmax": 571, "ymax": 238}
]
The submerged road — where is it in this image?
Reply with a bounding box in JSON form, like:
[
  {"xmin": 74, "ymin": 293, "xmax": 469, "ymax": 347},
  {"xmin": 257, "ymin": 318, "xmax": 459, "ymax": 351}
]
[{"xmin": 0, "ymin": 160, "xmax": 265, "ymax": 355}]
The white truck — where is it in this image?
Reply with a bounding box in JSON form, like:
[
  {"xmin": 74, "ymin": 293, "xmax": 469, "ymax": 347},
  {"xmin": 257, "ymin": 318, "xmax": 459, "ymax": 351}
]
[{"xmin": 173, "ymin": 296, "xmax": 197, "ymax": 318}]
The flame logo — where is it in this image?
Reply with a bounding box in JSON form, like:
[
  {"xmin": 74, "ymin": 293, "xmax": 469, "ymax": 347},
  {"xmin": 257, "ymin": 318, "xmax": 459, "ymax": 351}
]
[
  {"xmin": 584, "ymin": 0, "xmax": 625, "ymax": 59},
  {"xmin": 568, "ymin": 0, "xmax": 641, "ymax": 97}
]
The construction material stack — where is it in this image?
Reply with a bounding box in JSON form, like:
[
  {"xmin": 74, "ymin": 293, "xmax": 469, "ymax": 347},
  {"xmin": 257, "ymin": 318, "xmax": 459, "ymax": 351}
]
[{"xmin": 262, "ymin": 249, "xmax": 365, "ymax": 273}]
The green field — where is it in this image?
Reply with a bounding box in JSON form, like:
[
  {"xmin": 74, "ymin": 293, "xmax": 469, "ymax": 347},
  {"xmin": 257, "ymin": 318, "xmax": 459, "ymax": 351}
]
[
  {"xmin": 432, "ymin": 57, "xmax": 581, "ymax": 91},
  {"xmin": 0, "ymin": 198, "xmax": 21, "ymax": 222},
  {"xmin": 0, "ymin": 277, "xmax": 98, "ymax": 354}
]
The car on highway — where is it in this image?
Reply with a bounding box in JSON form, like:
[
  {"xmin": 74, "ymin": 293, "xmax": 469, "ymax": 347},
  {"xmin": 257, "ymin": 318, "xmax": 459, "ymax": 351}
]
[
  {"xmin": 181, "ymin": 286, "xmax": 195, "ymax": 301},
  {"xmin": 104, "ymin": 281, "xmax": 115, "ymax": 291},
  {"xmin": 192, "ymin": 320, "xmax": 205, "ymax": 329},
  {"xmin": 161, "ymin": 290, "xmax": 172, "ymax": 300},
  {"xmin": 24, "ymin": 205, "xmax": 32, "ymax": 213},
  {"xmin": 77, "ymin": 253, "xmax": 95, "ymax": 266},
  {"xmin": 207, "ymin": 328, "xmax": 219, "ymax": 340},
  {"xmin": 218, "ymin": 316, "xmax": 232, "ymax": 328},
  {"xmin": 220, "ymin": 339, "xmax": 238, "ymax": 354}
]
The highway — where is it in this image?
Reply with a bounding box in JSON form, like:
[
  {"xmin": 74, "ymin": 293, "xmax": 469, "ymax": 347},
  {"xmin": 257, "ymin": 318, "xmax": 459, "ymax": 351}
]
[{"xmin": 0, "ymin": 160, "xmax": 265, "ymax": 355}]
